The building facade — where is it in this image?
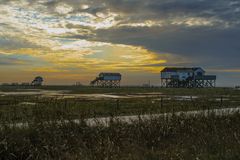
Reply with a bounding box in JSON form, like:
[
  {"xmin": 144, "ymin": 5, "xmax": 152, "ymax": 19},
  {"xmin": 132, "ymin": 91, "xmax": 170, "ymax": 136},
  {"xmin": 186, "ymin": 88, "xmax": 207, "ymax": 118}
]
[
  {"xmin": 161, "ymin": 67, "xmax": 216, "ymax": 88},
  {"xmin": 90, "ymin": 73, "xmax": 122, "ymax": 87},
  {"xmin": 31, "ymin": 76, "xmax": 44, "ymax": 86}
]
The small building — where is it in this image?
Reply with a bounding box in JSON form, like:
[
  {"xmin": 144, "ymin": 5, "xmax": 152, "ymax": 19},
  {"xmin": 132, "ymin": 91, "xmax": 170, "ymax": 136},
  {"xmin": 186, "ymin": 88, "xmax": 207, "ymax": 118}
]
[
  {"xmin": 21, "ymin": 82, "xmax": 31, "ymax": 86},
  {"xmin": 1, "ymin": 83, "xmax": 10, "ymax": 86},
  {"xmin": 11, "ymin": 83, "xmax": 19, "ymax": 86},
  {"xmin": 31, "ymin": 76, "xmax": 44, "ymax": 86},
  {"xmin": 90, "ymin": 73, "xmax": 121, "ymax": 87},
  {"xmin": 161, "ymin": 67, "xmax": 216, "ymax": 88},
  {"xmin": 75, "ymin": 82, "xmax": 83, "ymax": 86}
]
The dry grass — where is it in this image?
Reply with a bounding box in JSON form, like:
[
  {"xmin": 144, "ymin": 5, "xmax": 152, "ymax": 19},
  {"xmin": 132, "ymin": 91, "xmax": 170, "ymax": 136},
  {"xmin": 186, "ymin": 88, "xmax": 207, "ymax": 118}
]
[
  {"xmin": 0, "ymin": 87, "xmax": 240, "ymax": 159},
  {"xmin": 0, "ymin": 113, "xmax": 240, "ymax": 159}
]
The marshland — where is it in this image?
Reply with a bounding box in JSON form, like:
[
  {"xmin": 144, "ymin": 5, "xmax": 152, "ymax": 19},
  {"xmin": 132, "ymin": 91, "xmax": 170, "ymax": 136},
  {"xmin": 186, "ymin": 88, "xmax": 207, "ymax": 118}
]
[{"xmin": 0, "ymin": 86, "xmax": 240, "ymax": 159}]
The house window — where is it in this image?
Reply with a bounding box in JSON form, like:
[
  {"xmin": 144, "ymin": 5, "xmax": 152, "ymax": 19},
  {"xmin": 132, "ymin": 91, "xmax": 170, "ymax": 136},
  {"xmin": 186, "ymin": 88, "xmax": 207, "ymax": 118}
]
[{"xmin": 197, "ymin": 72, "xmax": 202, "ymax": 76}]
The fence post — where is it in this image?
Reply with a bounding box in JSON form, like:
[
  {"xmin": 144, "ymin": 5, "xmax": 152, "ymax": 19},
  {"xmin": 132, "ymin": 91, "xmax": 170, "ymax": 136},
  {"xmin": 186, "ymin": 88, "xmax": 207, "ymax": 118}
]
[
  {"xmin": 220, "ymin": 96, "xmax": 223, "ymax": 107},
  {"xmin": 64, "ymin": 99, "xmax": 67, "ymax": 108},
  {"xmin": 160, "ymin": 97, "xmax": 163, "ymax": 108},
  {"xmin": 116, "ymin": 99, "xmax": 120, "ymax": 111}
]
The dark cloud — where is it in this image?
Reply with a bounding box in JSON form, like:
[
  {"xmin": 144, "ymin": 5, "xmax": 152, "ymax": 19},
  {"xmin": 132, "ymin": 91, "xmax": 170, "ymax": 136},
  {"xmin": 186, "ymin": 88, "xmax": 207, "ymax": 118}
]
[
  {"xmin": 1, "ymin": 0, "xmax": 240, "ymax": 85},
  {"xmin": 40, "ymin": 0, "xmax": 240, "ymax": 23},
  {"xmin": 92, "ymin": 26, "xmax": 240, "ymax": 68},
  {"xmin": 57, "ymin": 0, "xmax": 239, "ymax": 70},
  {"xmin": 0, "ymin": 37, "xmax": 38, "ymax": 50},
  {"xmin": 0, "ymin": 53, "xmax": 31, "ymax": 65},
  {"xmin": 2, "ymin": 0, "xmax": 239, "ymax": 67}
]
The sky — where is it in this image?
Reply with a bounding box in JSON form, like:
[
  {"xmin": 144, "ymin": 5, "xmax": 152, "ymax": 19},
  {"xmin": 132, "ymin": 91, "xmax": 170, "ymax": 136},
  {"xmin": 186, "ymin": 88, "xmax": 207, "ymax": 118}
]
[{"xmin": 0, "ymin": 0, "xmax": 239, "ymax": 86}]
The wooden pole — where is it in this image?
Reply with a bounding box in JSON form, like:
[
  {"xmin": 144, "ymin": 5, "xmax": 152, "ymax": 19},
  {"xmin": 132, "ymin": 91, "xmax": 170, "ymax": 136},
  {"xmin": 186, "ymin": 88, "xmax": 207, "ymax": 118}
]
[
  {"xmin": 221, "ymin": 96, "xmax": 223, "ymax": 107},
  {"xmin": 160, "ymin": 97, "xmax": 163, "ymax": 108}
]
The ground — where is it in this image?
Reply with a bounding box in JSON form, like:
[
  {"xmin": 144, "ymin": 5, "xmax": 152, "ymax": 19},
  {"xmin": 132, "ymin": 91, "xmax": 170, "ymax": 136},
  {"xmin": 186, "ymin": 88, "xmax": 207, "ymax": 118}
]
[{"xmin": 0, "ymin": 86, "xmax": 240, "ymax": 159}]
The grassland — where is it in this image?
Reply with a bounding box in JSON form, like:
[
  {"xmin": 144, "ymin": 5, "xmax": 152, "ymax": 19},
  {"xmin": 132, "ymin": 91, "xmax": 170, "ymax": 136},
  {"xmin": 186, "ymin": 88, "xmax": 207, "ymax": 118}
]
[
  {"xmin": 0, "ymin": 86, "xmax": 239, "ymax": 122},
  {"xmin": 1, "ymin": 114, "xmax": 240, "ymax": 159},
  {"xmin": 1, "ymin": 85, "xmax": 240, "ymax": 95},
  {"xmin": 0, "ymin": 86, "xmax": 240, "ymax": 159}
]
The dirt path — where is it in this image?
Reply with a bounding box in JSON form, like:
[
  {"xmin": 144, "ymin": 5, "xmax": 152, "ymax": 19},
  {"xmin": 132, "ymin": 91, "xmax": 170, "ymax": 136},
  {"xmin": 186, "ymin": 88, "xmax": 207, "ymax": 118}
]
[
  {"xmin": 84, "ymin": 107, "xmax": 240, "ymax": 127},
  {"xmin": 2, "ymin": 107, "xmax": 240, "ymax": 129}
]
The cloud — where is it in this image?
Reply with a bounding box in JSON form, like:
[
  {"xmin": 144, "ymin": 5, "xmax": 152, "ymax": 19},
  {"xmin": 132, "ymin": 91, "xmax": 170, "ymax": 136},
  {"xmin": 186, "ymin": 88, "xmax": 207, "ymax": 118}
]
[
  {"xmin": 0, "ymin": 0, "xmax": 240, "ymax": 85},
  {"xmin": 0, "ymin": 53, "xmax": 36, "ymax": 65},
  {"xmin": 0, "ymin": 44, "xmax": 171, "ymax": 74},
  {"xmin": 0, "ymin": 35, "xmax": 40, "ymax": 50},
  {"xmin": 93, "ymin": 26, "xmax": 240, "ymax": 68}
]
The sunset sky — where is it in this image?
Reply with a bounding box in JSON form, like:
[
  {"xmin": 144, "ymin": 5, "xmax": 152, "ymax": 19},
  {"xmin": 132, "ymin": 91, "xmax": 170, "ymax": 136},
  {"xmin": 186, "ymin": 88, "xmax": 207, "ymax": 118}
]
[{"xmin": 0, "ymin": 0, "xmax": 239, "ymax": 86}]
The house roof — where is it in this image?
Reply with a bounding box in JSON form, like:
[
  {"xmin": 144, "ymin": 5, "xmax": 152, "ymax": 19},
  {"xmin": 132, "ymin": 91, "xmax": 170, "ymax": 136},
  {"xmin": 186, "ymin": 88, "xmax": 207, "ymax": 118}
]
[
  {"xmin": 99, "ymin": 73, "xmax": 122, "ymax": 76},
  {"xmin": 161, "ymin": 67, "xmax": 204, "ymax": 73},
  {"xmin": 33, "ymin": 76, "xmax": 43, "ymax": 81}
]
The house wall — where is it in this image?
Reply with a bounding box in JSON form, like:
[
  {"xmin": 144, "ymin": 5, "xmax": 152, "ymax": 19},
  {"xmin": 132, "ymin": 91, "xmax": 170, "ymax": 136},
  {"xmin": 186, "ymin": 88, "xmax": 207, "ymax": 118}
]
[
  {"xmin": 193, "ymin": 68, "xmax": 205, "ymax": 76},
  {"xmin": 161, "ymin": 71, "xmax": 194, "ymax": 81},
  {"xmin": 161, "ymin": 72, "xmax": 177, "ymax": 79},
  {"xmin": 102, "ymin": 75, "xmax": 121, "ymax": 81},
  {"xmin": 177, "ymin": 72, "xmax": 192, "ymax": 81}
]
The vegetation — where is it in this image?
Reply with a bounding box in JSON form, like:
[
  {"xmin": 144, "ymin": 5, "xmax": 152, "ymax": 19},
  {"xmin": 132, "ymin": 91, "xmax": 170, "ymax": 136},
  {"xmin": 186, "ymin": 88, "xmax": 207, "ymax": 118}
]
[
  {"xmin": 1, "ymin": 85, "xmax": 240, "ymax": 95},
  {"xmin": 0, "ymin": 87, "xmax": 239, "ymax": 123},
  {"xmin": 0, "ymin": 92, "xmax": 239, "ymax": 122},
  {"xmin": 1, "ymin": 113, "xmax": 240, "ymax": 159},
  {"xmin": 0, "ymin": 87, "xmax": 240, "ymax": 159}
]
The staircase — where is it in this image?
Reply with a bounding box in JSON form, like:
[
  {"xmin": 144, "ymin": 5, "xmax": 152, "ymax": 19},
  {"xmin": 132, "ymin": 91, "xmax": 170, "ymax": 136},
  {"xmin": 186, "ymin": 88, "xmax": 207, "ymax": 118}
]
[{"xmin": 90, "ymin": 77, "xmax": 101, "ymax": 86}]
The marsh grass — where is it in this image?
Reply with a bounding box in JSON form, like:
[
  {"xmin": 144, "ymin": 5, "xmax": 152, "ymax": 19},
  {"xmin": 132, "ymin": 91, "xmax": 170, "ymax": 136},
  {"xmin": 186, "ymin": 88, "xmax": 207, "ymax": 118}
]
[
  {"xmin": 0, "ymin": 113, "xmax": 240, "ymax": 159},
  {"xmin": 0, "ymin": 93, "xmax": 239, "ymax": 123},
  {"xmin": 0, "ymin": 87, "xmax": 240, "ymax": 159},
  {"xmin": 1, "ymin": 86, "xmax": 240, "ymax": 95}
]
